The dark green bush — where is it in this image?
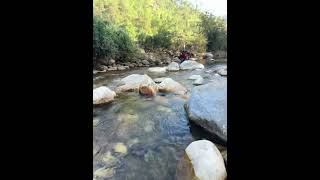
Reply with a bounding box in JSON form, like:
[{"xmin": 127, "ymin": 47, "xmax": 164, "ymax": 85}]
[
  {"xmin": 93, "ymin": 16, "xmax": 136, "ymax": 63},
  {"xmin": 142, "ymin": 30, "xmax": 173, "ymax": 50},
  {"xmin": 113, "ymin": 28, "xmax": 135, "ymax": 62}
]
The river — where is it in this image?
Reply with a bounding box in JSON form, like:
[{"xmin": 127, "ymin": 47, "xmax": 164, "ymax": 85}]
[{"xmin": 93, "ymin": 60, "xmax": 227, "ymax": 180}]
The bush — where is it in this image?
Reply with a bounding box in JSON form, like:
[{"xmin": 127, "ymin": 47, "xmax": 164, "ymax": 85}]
[
  {"xmin": 113, "ymin": 28, "xmax": 135, "ymax": 62},
  {"xmin": 200, "ymin": 14, "xmax": 227, "ymax": 51},
  {"xmin": 142, "ymin": 30, "xmax": 173, "ymax": 50},
  {"xmin": 93, "ymin": 16, "xmax": 136, "ymax": 64},
  {"xmin": 93, "ymin": 16, "xmax": 117, "ymax": 61}
]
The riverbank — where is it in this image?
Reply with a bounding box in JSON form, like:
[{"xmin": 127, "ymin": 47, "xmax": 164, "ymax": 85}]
[{"xmin": 93, "ymin": 50, "xmax": 227, "ymax": 74}]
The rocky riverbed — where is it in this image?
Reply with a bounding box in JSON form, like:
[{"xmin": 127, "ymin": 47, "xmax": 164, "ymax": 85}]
[{"xmin": 93, "ymin": 58, "xmax": 227, "ymax": 180}]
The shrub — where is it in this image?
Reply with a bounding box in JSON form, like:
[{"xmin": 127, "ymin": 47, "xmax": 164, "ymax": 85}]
[{"xmin": 93, "ymin": 16, "xmax": 136, "ymax": 63}]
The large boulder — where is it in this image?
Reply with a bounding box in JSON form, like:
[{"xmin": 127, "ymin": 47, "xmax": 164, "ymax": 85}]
[
  {"xmin": 176, "ymin": 140, "xmax": 227, "ymax": 180},
  {"xmin": 185, "ymin": 80, "xmax": 227, "ymax": 142},
  {"xmin": 147, "ymin": 67, "xmax": 167, "ymax": 74},
  {"xmin": 116, "ymin": 74, "xmax": 154, "ymax": 92},
  {"xmin": 158, "ymin": 78, "xmax": 187, "ymax": 95},
  {"xmin": 180, "ymin": 60, "xmax": 204, "ymax": 70},
  {"xmin": 167, "ymin": 62, "xmax": 180, "ymax": 71},
  {"xmin": 93, "ymin": 86, "xmax": 116, "ymax": 105}
]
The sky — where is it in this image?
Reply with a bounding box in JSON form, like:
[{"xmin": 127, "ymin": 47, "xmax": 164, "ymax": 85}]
[{"xmin": 188, "ymin": 0, "xmax": 227, "ymax": 16}]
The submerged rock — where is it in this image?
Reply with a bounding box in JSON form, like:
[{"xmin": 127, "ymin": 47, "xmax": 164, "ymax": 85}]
[
  {"xmin": 94, "ymin": 167, "xmax": 115, "ymax": 178},
  {"xmin": 113, "ymin": 143, "xmax": 128, "ymax": 154},
  {"xmin": 93, "ymin": 86, "xmax": 116, "ymax": 105},
  {"xmin": 167, "ymin": 62, "xmax": 180, "ymax": 71},
  {"xmin": 185, "ymin": 81, "xmax": 227, "ymax": 142},
  {"xmin": 127, "ymin": 138, "xmax": 140, "ymax": 148},
  {"xmin": 176, "ymin": 140, "xmax": 227, "ymax": 180},
  {"xmin": 102, "ymin": 151, "xmax": 118, "ymax": 167},
  {"xmin": 158, "ymin": 78, "xmax": 187, "ymax": 95},
  {"xmin": 118, "ymin": 113, "xmax": 138, "ymax": 124},
  {"xmin": 144, "ymin": 121, "xmax": 155, "ymax": 132},
  {"xmin": 180, "ymin": 60, "xmax": 204, "ymax": 70},
  {"xmin": 93, "ymin": 118, "xmax": 100, "ymax": 127},
  {"xmin": 156, "ymin": 105, "xmax": 172, "ymax": 113}
]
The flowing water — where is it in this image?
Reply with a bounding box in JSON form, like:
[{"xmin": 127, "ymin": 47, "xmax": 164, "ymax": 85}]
[{"xmin": 93, "ymin": 60, "xmax": 227, "ymax": 180}]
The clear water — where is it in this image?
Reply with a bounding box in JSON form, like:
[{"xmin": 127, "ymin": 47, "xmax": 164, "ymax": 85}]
[{"xmin": 93, "ymin": 60, "xmax": 227, "ymax": 180}]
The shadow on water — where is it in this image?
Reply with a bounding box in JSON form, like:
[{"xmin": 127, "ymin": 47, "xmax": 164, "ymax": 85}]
[{"xmin": 189, "ymin": 121, "xmax": 227, "ymax": 147}]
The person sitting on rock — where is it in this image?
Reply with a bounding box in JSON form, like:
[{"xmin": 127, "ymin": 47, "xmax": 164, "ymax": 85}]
[{"xmin": 179, "ymin": 50, "xmax": 189, "ymax": 63}]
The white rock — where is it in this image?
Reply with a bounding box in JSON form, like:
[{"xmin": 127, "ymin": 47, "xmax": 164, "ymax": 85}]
[
  {"xmin": 94, "ymin": 167, "xmax": 114, "ymax": 178},
  {"xmin": 180, "ymin": 60, "xmax": 204, "ymax": 70},
  {"xmin": 167, "ymin": 62, "xmax": 180, "ymax": 71},
  {"xmin": 181, "ymin": 140, "xmax": 227, "ymax": 180},
  {"xmin": 158, "ymin": 78, "xmax": 187, "ymax": 95},
  {"xmin": 188, "ymin": 75, "xmax": 202, "ymax": 80},
  {"xmin": 116, "ymin": 74, "xmax": 154, "ymax": 92},
  {"xmin": 93, "ymin": 86, "xmax": 116, "ymax": 105},
  {"xmin": 193, "ymin": 77, "xmax": 204, "ymax": 85},
  {"xmin": 147, "ymin": 67, "xmax": 167, "ymax": 74}
]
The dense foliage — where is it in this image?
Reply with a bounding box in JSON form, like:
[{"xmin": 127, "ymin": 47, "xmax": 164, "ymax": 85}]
[
  {"xmin": 93, "ymin": 16, "xmax": 135, "ymax": 63},
  {"xmin": 93, "ymin": 0, "xmax": 227, "ymax": 62},
  {"xmin": 201, "ymin": 12, "xmax": 227, "ymax": 51}
]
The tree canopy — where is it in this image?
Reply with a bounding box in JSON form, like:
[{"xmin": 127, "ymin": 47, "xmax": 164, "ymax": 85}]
[{"xmin": 93, "ymin": 0, "xmax": 227, "ymax": 61}]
